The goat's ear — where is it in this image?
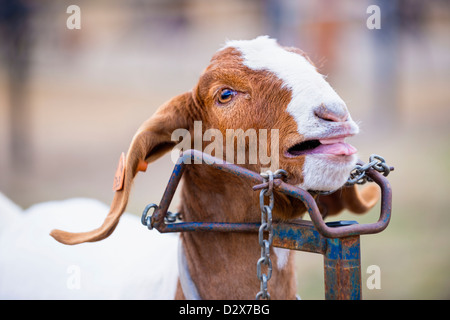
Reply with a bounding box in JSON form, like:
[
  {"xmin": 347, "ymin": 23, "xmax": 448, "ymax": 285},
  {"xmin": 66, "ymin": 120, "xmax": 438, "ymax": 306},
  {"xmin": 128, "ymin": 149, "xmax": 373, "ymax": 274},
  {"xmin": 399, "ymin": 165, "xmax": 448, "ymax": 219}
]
[
  {"xmin": 315, "ymin": 184, "xmax": 379, "ymax": 218},
  {"xmin": 50, "ymin": 92, "xmax": 197, "ymax": 245}
]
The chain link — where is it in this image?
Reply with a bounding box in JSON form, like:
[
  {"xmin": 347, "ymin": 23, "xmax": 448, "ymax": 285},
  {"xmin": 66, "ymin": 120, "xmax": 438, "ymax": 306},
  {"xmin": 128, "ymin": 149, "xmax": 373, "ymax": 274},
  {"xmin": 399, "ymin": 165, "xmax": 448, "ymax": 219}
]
[
  {"xmin": 310, "ymin": 154, "xmax": 392, "ymax": 195},
  {"xmin": 141, "ymin": 203, "xmax": 182, "ymax": 230},
  {"xmin": 345, "ymin": 154, "xmax": 391, "ymax": 186},
  {"xmin": 141, "ymin": 203, "xmax": 158, "ymax": 229},
  {"xmin": 165, "ymin": 211, "xmax": 182, "ymax": 223},
  {"xmin": 255, "ymin": 169, "xmax": 286, "ymax": 300}
]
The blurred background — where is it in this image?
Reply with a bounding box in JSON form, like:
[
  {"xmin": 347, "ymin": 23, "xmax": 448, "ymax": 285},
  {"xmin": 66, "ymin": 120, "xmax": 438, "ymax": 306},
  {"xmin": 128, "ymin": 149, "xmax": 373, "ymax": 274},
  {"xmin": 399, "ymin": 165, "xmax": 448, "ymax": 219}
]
[{"xmin": 1, "ymin": 0, "xmax": 449, "ymax": 299}]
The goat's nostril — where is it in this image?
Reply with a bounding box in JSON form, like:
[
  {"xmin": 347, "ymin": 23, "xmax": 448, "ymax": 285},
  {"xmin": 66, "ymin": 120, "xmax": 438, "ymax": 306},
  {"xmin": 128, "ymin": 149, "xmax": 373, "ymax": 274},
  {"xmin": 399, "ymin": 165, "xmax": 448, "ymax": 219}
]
[{"xmin": 314, "ymin": 104, "xmax": 349, "ymax": 123}]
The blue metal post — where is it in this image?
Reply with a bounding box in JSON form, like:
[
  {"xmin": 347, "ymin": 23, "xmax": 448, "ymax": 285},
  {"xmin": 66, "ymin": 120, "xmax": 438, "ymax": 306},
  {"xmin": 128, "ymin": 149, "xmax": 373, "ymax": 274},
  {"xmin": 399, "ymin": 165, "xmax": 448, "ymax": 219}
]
[
  {"xmin": 323, "ymin": 236, "xmax": 361, "ymax": 300},
  {"xmin": 273, "ymin": 220, "xmax": 362, "ymax": 300}
]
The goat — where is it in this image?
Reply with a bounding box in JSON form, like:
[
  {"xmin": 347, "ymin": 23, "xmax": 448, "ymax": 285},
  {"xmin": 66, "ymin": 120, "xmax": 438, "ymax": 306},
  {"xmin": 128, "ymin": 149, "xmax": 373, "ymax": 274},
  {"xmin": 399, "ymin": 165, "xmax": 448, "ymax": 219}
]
[{"xmin": 50, "ymin": 36, "xmax": 379, "ymax": 299}]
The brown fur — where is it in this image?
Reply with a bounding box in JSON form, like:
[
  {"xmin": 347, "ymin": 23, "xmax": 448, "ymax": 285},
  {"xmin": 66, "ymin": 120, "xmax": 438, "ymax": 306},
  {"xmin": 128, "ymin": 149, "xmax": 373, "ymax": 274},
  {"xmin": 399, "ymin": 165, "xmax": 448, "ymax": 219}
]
[{"xmin": 50, "ymin": 43, "xmax": 379, "ymax": 299}]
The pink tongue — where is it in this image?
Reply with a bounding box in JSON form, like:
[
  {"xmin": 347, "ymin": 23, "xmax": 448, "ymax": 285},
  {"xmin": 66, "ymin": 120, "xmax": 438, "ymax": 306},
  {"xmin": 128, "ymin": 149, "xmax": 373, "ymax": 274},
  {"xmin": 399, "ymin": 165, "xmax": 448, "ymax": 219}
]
[{"xmin": 312, "ymin": 140, "xmax": 357, "ymax": 156}]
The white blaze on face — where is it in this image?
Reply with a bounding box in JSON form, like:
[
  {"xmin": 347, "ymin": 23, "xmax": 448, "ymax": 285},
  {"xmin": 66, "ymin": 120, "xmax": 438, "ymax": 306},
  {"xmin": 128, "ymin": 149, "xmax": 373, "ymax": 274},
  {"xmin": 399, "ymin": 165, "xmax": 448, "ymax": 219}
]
[{"xmin": 224, "ymin": 36, "xmax": 360, "ymax": 191}]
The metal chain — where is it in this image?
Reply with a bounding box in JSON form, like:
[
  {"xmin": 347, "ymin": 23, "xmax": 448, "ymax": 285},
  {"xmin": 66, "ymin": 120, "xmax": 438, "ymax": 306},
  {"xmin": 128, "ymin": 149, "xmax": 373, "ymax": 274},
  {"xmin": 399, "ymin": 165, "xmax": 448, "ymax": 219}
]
[
  {"xmin": 165, "ymin": 211, "xmax": 182, "ymax": 223},
  {"xmin": 311, "ymin": 154, "xmax": 392, "ymax": 195},
  {"xmin": 255, "ymin": 169, "xmax": 286, "ymax": 300},
  {"xmin": 141, "ymin": 203, "xmax": 158, "ymax": 230},
  {"xmin": 141, "ymin": 203, "xmax": 182, "ymax": 230},
  {"xmin": 345, "ymin": 154, "xmax": 392, "ymax": 186}
]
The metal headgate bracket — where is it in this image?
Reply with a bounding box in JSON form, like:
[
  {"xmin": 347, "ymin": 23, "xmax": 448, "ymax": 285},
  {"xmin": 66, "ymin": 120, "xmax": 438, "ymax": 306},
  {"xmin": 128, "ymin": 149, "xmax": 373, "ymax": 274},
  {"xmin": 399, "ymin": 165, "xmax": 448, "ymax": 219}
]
[{"xmin": 141, "ymin": 149, "xmax": 393, "ymax": 300}]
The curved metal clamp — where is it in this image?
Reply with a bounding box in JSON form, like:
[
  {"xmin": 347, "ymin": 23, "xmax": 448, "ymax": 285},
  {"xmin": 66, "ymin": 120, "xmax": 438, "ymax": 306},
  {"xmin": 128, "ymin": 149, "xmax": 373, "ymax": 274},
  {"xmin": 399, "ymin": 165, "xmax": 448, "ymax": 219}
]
[
  {"xmin": 141, "ymin": 203, "xmax": 158, "ymax": 230},
  {"xmin": 142, "ymin": 150, "xmax": 392, "ymax": 239}
]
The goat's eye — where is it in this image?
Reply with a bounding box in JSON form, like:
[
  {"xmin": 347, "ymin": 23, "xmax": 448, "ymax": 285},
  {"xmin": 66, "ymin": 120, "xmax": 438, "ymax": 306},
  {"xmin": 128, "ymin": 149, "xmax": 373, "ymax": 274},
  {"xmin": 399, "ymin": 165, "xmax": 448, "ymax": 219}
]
[{"xmin": 217, "ymin": 89, "xmax": 236, "ymax": 104}]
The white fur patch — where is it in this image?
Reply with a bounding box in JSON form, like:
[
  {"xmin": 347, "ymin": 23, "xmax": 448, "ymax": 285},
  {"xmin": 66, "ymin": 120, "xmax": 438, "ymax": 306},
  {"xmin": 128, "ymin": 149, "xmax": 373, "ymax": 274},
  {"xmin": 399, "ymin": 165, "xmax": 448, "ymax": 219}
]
[
  {"xmin": 273, "ymin": 247, "xmax": 290, "ymax": 270},
  {"xmin": 225, "ymin": 36, "xmax": 359, "ymax": 191},
  {"xmin": 300, "ymin": 155, "xmax": 357, "ymax": 191},
  {"xmin": 0, "ymin": 197, "xmax": 179, "ymax": 299},
  {"xmin": 0, "ymin": 192, "xmax": 23, "ymax": 233}
]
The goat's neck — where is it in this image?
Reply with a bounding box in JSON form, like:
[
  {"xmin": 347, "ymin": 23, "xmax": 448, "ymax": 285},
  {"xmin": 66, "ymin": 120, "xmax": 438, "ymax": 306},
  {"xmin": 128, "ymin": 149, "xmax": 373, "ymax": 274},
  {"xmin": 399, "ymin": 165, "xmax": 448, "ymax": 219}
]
[{"xmin": 176, "ymin": 165, "xmax": 297, "ymax": 300}]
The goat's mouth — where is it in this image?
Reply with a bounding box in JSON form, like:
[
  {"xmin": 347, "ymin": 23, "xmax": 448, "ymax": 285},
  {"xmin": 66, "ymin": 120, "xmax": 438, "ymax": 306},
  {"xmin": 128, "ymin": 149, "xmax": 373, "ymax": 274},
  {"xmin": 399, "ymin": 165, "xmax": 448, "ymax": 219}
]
[{"xmin": 285, "ymin": 136, "xmax": 357, "ymax": 158}]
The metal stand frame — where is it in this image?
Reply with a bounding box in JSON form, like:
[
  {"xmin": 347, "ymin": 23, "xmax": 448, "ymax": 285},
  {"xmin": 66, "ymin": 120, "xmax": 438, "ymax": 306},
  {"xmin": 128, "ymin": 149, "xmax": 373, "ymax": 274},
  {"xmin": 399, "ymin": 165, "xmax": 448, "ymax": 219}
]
[{"xmin": 141, "ymin": 150, "xmax": 392, "ymax": 300}]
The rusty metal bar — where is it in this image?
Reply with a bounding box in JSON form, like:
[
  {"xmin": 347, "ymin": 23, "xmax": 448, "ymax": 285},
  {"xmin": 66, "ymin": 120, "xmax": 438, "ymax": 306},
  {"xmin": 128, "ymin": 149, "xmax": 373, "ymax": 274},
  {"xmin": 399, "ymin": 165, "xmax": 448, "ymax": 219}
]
[
  {"xmin": 273, "ymin": 220, "xmax": 327, "ymax": 254},
  {"xmin": 162, "ymin": 221, "xmax": 260, "ymax": 233},
  {"xmin": 276, "ymin": 169, "xmax": 392, "ymax": 238}
]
